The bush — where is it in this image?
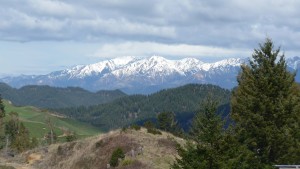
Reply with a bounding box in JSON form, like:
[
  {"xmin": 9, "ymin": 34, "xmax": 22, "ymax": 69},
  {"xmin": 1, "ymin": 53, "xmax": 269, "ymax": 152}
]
[
  {"xmin": 95, "ymin": 140, "xmax": 103, "ymax": 148},
  {"xmin": 65, "ymin": 134, "xmax": 77, "ymax": 142},
  {"xmin": 147, "ymin": 128, "xmax": 162, "ymax": 135},
  {"xmin": 121, "ymin": 126, "xmax": 128, "ymax": 133},
  {"xmin": 143, "ymin": 120, "xmax": 155, "ymax": 129},
  {"xmin": 109, "ymin": 147, "xmax": 125, "ymax": 167},
  {"xmin": 130, "ymin": 124, "xmax": 141, "ymax": 131}
]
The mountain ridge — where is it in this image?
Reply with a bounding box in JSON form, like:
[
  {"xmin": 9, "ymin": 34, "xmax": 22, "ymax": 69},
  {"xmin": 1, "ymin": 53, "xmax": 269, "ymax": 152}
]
[
  {"xmin": 0, "ymin": 83, "xmax": 126, "ymax": 109},
  {"xmin": 1, "ymin": 56, "xmax": 299, "ymax": 94}
]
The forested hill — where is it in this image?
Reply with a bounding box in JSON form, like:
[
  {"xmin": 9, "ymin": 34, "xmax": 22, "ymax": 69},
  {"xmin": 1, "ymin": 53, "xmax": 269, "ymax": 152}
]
[
  {"xmin": 54, "ymin": 84, "xmax": 231, "ymax": 130},
  {"xmin": 0, "ymin": 83, "xmax": 126, "ymax": 108}
]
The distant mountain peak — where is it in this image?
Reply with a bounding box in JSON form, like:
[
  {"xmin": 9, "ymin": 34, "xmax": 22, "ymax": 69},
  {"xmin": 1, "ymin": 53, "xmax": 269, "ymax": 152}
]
[{"xmin": 1, "ymin": 56, "xmax": 300, "ymax": 94}]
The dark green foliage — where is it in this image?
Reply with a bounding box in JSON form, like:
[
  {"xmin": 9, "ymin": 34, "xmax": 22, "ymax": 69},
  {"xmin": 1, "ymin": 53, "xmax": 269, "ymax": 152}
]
[
  {"xmin": 0, "ymin": 94, "xmax": 4, "ymax": 119},
  {"xmin": 147, "ymin": 128, "xmax": 162, "ymax": 135},
  {"xmin": 172, "ymin": 97, "xmax": 229, "ymax": 169},
  {"xmin": 231, "ymin": 38, "xmax": 300, "ymax": 167},
  {"xmin": 65, "ymin": 133, "xmax": 77, "ymax": 142},
  {"xmin": 130, "ymin": 124, "xmax": 141, "ymax": 130},
  {"xmin": 5, "ymin": 112, "xmax": 32, "ymax": 152},
  {"xmin": 0, "ymin": 83, "xmax": 126, "ymax": 108},
  {"xmin": 5, "ymin": 112, "xmax": 19, "ymax": 142},
  {"xmin": 55, "ymin": 84, "xmax": 230, "ymax": 130},
  {"xmin": 143, "ymin": 120, "xmax": 155, "ymax": 129},
  {"xmin": 157, "ymin": 112, "xmax": 182, "ymax": 136},
  {"xmin": 109, "ymin": 147, "xmax": 125, "ymax": 167},
  {"xmin": 143, "ymin": 120, "xmax": 162, "ymax": 135},
  {"xmin": 0, "ymin": 94, "xmax": 5, "ymax": 149}
]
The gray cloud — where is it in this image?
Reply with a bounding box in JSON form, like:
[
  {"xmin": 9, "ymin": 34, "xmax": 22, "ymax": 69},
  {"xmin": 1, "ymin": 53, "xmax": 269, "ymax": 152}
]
[{"xmin": 0, "ymin": 0, "xmax": 300, "ymax": 51}]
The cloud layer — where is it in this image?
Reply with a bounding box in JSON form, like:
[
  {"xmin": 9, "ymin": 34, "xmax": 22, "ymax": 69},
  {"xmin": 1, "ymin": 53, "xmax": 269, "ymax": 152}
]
[
  {"xmin": 1, "ymin": 0, "xmax": 300, "ymax": 75},
  {"xmin": 1, "ymin": 0, "xmax": 300, "ymax": 49}
]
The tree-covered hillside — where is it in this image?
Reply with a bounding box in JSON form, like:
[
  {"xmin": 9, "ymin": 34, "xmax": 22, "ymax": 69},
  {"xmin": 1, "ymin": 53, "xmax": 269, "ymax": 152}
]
[
  {"xmin": 0, "ymin": 83, "xmax": 126, "ymax": 108},
  {"xmin": 55, "ymin": 84, "xmax": 231, "ymax": 130}
]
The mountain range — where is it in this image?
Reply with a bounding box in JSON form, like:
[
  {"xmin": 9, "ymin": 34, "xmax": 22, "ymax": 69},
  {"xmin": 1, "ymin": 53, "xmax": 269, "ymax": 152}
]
[{"xmin": 1, "ymin": 56, "xmax": 300, "ymax": 94}]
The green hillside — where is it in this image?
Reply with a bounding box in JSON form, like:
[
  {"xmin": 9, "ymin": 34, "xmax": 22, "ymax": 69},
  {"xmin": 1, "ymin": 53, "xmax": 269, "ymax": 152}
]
[
  {"xmin": 0, "ymin": 83, "xmax": 126, "ymax": 109},
  {"xmin": 55, "ymin": 84, "xmax": 231, "ymax": 131},
  {"xmin": 3, "ymin": 100, "xmax": 102, "ymax": 141}
]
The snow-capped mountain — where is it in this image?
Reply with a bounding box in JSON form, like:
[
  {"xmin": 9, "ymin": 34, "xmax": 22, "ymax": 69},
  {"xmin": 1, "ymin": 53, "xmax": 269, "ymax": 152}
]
[{"xmin": 1, "ymin": 56, "xmax": 299, "ymax": 94}]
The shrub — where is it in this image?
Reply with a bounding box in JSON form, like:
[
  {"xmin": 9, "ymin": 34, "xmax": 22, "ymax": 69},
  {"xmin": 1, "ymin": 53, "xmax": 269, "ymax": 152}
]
[
  {"xmin": 130, "ymin": 124, "xmax": 141, "ymax": 131},
  {"xmin": 109, "ymin": 147, "xmax": 125, "ymax": 167},
  {"xmin": 147, "ymin": 128, "xmax": 162, "ymax": 135},
  {"xmin": 121, "ymin": 126, "xmax": 128, "ymax": 133},
  {"xmin": 143, "ymin": 120, "xmax": 155, "ymax": 129},
  {"xmin": 65, "ymin": 134, "xmax": 77, "ymax": 142},
  {"xmin": 95, "ymin": 140, "xmax": 103, "ymax": 148}
]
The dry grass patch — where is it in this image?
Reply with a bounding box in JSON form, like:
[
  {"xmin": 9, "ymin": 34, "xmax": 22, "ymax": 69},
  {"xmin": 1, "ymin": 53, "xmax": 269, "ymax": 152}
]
[{"xmin": 13, "ymin": 128, "xmax": 186, "ymax": 169}]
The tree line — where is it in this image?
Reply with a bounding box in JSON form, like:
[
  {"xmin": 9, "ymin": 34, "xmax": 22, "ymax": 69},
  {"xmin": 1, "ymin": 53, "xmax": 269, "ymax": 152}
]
[{"xmin": 54, "ymin": 84, "xmax": 231, "ymax": 131}]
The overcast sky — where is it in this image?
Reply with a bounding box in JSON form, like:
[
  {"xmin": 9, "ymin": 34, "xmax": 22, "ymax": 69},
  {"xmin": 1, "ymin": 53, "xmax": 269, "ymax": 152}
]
[{"xmin": 1, "ymin": 0, "xmax": 300, "ymax": 75}]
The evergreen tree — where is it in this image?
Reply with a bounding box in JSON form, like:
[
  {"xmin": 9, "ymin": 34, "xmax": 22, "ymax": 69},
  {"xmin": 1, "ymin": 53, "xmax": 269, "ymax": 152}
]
[
  {"xmin": 5, "ymin": 112, "xmax": 32, "ymax": 152},
  {"xmin": 172, "ymin": 97, "xmax": 229, "ymax": 169},
  {"xmin": 231, "ymin": 38, "xmax": 300, "ymax": 167},
  {"xmin": 0, "ymin": 94, "xmax": 5, "ymax": 149},
  {"xmin": 157, "ymin": 112, "xmax": 182, "ymax": 136},
  {"xmin": 0, "ymin": 94, "xmax": 4, "ymax": 120}
]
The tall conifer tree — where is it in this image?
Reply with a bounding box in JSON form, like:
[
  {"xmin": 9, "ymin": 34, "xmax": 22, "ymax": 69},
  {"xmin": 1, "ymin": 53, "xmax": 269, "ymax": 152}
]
[
  {"xmin": 172, "ymin": 97, "xmax": 228, "ymax": 169},
  {"xmin": 231, "ymin": 38, "xmax": 300, "ymax": 167},
  {"xmin": 0, "ymin": 94, "xmax": 5, "ymax": 148},
  {"xmin": 0, "ymin": 94, "xmax": 5, "ymax": 128}
]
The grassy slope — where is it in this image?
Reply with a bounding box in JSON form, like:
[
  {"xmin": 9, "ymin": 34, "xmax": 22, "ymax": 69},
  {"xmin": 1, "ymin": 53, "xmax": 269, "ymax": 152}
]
[
  {"xmin": 3, "ymin": 100, "xmax": 101, "ymax": 140},
  {"xmin": 31, "ymin": 128, "xmax": 185, "ymax": 169}
]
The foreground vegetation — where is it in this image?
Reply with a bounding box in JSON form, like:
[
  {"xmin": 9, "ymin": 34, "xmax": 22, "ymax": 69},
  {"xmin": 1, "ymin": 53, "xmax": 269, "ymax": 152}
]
[{"xmin": 172, "ymin": 38, "xmax": 300, "ymax": 168}]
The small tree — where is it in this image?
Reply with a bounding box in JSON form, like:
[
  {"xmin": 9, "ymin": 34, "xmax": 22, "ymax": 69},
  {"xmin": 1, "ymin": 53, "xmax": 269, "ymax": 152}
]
[
  {"xmin": 0, "ymin": 94, "xmax": 5, "ymax": 149},
  {"xmin": 5, "ymin": 112, "xmax": 32, "ymax": 152},
  {"xmin": 65, "ymin": 132, "xmax": 77, "ymax": 142},
  {"xmin": 143, "ymin": 120, "xmax": 155, "ymax": 129},
  {"xmin": 45, "ymin": 116, "xmax": 56, "ymax": 144},
  {"xmin": 157, "ymin": 112, "xmax": 182, "ymax": 136},
  {"xmin": 172, "ymin": 97, "xmax": 229, "ymax": 169},
  {"xmin": 0, "ymin": 94, "xmax": 4, "ymax": 120},
  {"xmin": 109, "ymin": 147, "xmax": 125, "ymax": 167}
]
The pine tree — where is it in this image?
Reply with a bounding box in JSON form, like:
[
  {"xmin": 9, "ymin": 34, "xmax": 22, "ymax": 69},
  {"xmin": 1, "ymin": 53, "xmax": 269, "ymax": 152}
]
[
  {"xmin": 5, "ymin": 112, "xmax": 32, "ymax": 152},
  {"xmin": 231, "ymin": 38, "xmax": 300, "ymax": 167},
  {"xmin": 172, "ymin": 97, "xmax": 229, "ymax": 169},
  {"xmin": 0, "ymin": 94, "xmax": 5, "ymax": 149},
  {"xmin": 0, "ymin": 95, "xmax": 4, "ymax": 120},
  {"xmin": 157, "ymin": 112, "xmax": 182, "ymax": 136}
]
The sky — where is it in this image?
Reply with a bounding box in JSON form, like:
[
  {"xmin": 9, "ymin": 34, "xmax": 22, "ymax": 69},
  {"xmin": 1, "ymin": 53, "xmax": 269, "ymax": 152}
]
[{"xmin": 0, "ymin": 0, "xmax": 300, "ymax": 75}]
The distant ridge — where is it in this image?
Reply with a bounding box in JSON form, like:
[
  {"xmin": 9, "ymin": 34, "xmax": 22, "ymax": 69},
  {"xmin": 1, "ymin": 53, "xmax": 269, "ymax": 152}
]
[
  {"xmin": 55, "ymin": 84, "xmax": 231, "ymax": 130},
  {"xmin": 0, "ymin": 83, "xmax": 126, "ymax": 109},
  {"xmin": 1, "ymin": 56, "xmax": 300, "ymax": 94}
]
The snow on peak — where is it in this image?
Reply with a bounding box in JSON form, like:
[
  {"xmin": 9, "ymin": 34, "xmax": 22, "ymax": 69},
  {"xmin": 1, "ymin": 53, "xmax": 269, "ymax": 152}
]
[
  {"xmin": 53, "ymin": 56, "xmax": 245, "ymax": 78},
  {"xmin": 110, "ymin": 56, "xmax": 139, "ymax": 66},
  {"xmin": 286, "ymin": 56, "xmax": 300, "ymax": 70}
]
